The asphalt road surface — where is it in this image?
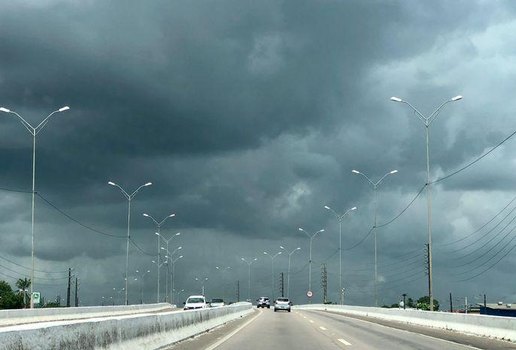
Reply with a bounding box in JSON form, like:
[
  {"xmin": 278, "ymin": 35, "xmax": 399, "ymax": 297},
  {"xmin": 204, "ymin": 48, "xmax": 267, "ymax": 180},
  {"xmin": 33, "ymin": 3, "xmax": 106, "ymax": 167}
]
[{"xmin": 168, "ymin": 308, "xmax": 516, "ymax": 350}]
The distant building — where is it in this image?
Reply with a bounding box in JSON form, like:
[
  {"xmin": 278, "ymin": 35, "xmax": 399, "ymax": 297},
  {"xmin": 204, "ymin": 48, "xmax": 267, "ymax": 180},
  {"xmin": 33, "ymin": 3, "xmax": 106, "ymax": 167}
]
[{"xmin": 479, "ymin": 302, "xmax": 516, "ymax": 317}]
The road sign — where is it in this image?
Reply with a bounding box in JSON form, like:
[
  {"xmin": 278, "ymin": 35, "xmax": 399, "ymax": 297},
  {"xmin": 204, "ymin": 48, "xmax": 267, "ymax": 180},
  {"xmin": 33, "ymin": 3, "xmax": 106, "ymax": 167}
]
[
  {"xmin": 307, "ymin": 290, "xmax": 313, "ymax": 298},
  {"xmin": 32, "ymin": 292, "xmax": 41, "ymax": 304}
]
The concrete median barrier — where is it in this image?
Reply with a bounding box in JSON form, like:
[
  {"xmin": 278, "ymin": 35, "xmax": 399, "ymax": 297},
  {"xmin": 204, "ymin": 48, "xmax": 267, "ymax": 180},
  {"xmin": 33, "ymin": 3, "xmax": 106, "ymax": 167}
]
[
  {"xmin": 0, "ymin": 302, "xmax": 252, "ymax": 350},
  {"xmin": 295, "ymin": 304, "xmax": 516, "ymax": 342}
]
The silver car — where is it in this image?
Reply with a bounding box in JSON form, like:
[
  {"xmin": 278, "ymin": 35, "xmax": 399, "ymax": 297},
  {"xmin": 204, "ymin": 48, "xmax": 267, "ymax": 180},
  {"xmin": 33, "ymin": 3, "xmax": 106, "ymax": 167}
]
[{"xmin": 274, "ymin": 297, "xmax": 291, "ymax": 312}]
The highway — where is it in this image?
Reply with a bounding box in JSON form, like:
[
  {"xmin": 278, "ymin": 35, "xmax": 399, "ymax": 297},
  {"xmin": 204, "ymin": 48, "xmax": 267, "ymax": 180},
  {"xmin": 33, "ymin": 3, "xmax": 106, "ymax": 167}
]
[{"xmin": 169, "ymin": 308, "xmax": 516, "ymax": 350}]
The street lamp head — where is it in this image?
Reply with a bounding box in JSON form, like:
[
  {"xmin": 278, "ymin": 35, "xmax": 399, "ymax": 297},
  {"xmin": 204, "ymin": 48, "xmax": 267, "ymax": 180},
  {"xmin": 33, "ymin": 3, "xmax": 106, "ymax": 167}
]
[
  {"xmin": 390, "ymin": 170, "xmax": 398, "ymax": 174},
  {"xmin": 108, "ymin": 181, "xmax": 116, "ymax": 186},
  {"xmin": 241, "ymin": 257, "xmax": 245, "ymax": 261},
  {"xmin": 144, "ymin": 182, "xmax": 152, "ymax": 187},
  {"xmin": 0, "ymin": 107, "xmax": 11, "ymax": 113},
  {"xmin": 178, "ymin": 255, "xmax": 183, "ymax": 259},
  {"xmin": 324, "ymin": 205, "xmax": 331, "ymax": 210},
  {"xmin": 154, "ymin": 232, "xmax": 160, "ymax": 236},
  {"xmin": 143, "ymin": 213, "xmax": 150, "ymax": 217},
  {"xmin": 296, "ymin": 247, "xmax": 301, "ymax": 251},
  {"xmin": 451, "ymin": 95, "xmax": 463, "ymax": 101},
  {"xmin": 253, "ymin": 258, "xmax": 258, "ymax": 261},
  {"xmin": 175, "ymin": 232, "xmax": 181, "ymax": 236},
  {"xmin": 58, "ymin": 106, "xmax": 70, "ymax": 112},
  {"xmin": 263, "ymin": 251, "xmax": 268, "ymax": 255},
  {"xmin": 278, "ymin": 251, "xmax": 282, "ymax": 255},
  {"xmin": 351, "ymin": 207, "xmax": 357, "ymax": 211},
  {"xmin": 160, "ymin": 247, "xmax": 165, "ymax": 250},
  {"xmin": 390, "ymin": 96, "xmax": 403, "ymax": 102},
  {"xmin": 280, "ymin": 246, "xmax": 285, "ymax": 250},
  {"xmin": 319, "ymin": 229, "xmax": 325, "ymax": 233},
  {"xmin": 351, "ymin": 169, "xmax": 360, "ymax": 174},
  {"xmin": 178, "ymin": 246, "xmax": 182, "ymax": 250},
  {"xmin": 169, "ymin": 213, "xmax": 176, "ymax": 218},
  {"xmin": 152, "ymin": 260, "xmax": 156, "ymax": 264},
  {"xmin": 298, "ymin": 227, "xmax": 303, "ymax": 231}
]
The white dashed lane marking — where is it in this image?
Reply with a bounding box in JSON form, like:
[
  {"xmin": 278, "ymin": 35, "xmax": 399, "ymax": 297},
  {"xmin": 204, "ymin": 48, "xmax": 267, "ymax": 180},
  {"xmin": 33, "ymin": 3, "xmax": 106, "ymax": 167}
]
[{"xmin": 338, "ymin": 338, "xmax": 352, "ymax": 346}]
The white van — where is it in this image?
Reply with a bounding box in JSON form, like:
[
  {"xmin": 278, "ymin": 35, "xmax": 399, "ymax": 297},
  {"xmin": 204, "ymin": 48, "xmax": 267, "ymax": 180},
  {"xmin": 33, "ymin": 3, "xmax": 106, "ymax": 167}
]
[{"xmin": 184, "ymin": 295, "xmax": 207, "ymax": 310}]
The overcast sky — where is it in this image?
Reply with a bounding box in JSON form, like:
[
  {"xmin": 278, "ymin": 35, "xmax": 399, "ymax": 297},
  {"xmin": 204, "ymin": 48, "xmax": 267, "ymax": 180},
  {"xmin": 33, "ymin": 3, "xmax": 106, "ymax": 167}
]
[{"xmin": 1, "ymin": 0, "xmax": 516, "ymax": 308}]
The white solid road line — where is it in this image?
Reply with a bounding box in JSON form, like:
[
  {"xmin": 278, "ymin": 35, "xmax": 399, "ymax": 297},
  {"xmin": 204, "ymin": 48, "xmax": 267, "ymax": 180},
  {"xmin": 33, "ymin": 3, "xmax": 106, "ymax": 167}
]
[
  {"xmin": 204, "ymin": 309, "xmax": 262, "ymax": 350},
  {"xmin": 319, "ymin": 326, "xmax": 327, "ymax": 331},
  {"xmin": 338, "ymin": 338, "xmax": 352, "ymax": 346}
]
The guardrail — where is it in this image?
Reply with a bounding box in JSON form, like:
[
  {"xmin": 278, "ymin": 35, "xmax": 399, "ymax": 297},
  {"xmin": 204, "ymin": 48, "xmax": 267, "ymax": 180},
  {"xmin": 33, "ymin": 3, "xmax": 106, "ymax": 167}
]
[
  {"xmin": 0, "ymin": 302, "xmax": 253, "ymax": 350},
  {"xmin": 295, "ymin": 304, "xmax": 516, "ymax": 342}
]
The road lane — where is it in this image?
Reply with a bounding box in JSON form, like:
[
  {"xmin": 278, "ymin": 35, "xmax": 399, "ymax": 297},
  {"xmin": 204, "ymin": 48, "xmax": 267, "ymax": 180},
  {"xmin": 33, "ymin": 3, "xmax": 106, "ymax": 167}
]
[{"xmin": 169, "ymin": 307, "xmax": 516, "ymax": 350}]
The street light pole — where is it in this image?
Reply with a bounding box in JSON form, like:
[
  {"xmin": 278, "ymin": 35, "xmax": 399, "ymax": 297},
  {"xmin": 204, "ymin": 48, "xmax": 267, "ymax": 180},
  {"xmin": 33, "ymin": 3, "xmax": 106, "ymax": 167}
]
[
  {"xmin": 135, "ymin": 269, "xmax": 151, "ymax": 304},
  {"xmin": 241, "ymin": 257, "xmax": 257, "ymax": 302},
  {"xmin": 352, "ymin": 169, "xmax": 397, "ymax": 307},
  {"xmin": 170, "ymin": 255, "xmax": 183, "ymax": 305},
  {"xmin": 142, "ymin": 213, "xmax": 176, "ymax": 303},
  {"xmin": 390, "ymin": 94, "xmax": 462, "ymax": 311},
  {"xmin": 263, "ymin": 251, "xmax": 282, "ymax": 300},
  {"xmin": 324, "ymin": 205, "xmax": 356, "ymax": 305},
  {"xmin": 162, "ymin": 245, "xmax": 182, "ymax": 304},
  {"xmin": 215, "ymin": 266, "xmax": 232, "ymax": 301},
  {"xmin": 298, "ymin": 228, "xmax": 324, "ymax": 302},
  {"xmin": 195, "ymin": 277, "xmax": 208, "ymax": 295},
  {"xmin": 108, "ymin": 181, "xmax": 152, "ymax": 305},
  {"xmin": 280, "ymin": 246, "xmax": 301, "ymax": 299},
  {"xmin": 0, "ymin": 105, "xmax": 70, "ymax": 308}
]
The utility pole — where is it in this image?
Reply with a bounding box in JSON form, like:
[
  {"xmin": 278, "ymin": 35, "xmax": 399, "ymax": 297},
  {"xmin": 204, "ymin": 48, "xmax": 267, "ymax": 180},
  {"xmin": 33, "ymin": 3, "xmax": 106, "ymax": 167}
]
[
  {"xmin": 402, "ymin": 293, "xmax": 407, "ymax": 310},
  {"xmin": 484, "ymin": 294, "xmax": 487, "ymax": 308},
  {"xmin": 66, "ymin": 268, "xmax": 72, "ymax": 307},
  {"xmin": 74, "ymin": 277, "xmax": 79, "ymax": 307},
  {"xmin": 236, "ymin": 280, "xmax": 240, "ymax": 302},
  {"xmin": 321, "ymin": 264, "xmax": 328, "ymax": 304},
  {"xmin": 280, "ymin": 273, "xmax": 284, "ymax": 297},
  {"xmin": 450, "ymin": 292, "xmax": 453, "ymax": 312}
]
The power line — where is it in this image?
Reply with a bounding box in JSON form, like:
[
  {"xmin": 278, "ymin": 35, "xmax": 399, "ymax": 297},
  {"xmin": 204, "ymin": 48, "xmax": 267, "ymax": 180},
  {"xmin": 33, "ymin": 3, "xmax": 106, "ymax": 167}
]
[
  {"xmin": 432, "ymin": 129, "xmax": 516, "ymax": 184},
  {"xmin": 376, "ymin": 184, "xmax": 426, "ymax": 228},
  {"xmin": 36, "ymin": 193, "xmax": 125, "ymax": 238},
  {"xmin": 0, "ymin": 255, "xmax": 68, "ymax": 274}
]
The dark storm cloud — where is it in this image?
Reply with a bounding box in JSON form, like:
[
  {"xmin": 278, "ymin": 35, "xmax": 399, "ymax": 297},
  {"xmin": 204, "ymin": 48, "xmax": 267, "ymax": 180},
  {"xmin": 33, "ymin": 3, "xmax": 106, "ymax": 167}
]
[{"xmin": 2, "ymin": 0, "xmax": 516, "ymax": 307}]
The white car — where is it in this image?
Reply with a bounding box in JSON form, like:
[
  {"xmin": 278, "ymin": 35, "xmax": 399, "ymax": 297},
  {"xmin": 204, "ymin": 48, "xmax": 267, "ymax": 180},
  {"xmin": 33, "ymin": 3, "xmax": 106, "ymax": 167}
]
[
  {"xmin": 274, "ymin": 297, "xmax": 292, "ymax": 312},
  {"xmin": 184, "ymin": 295, "xmax": 207, "ymax": 310}
]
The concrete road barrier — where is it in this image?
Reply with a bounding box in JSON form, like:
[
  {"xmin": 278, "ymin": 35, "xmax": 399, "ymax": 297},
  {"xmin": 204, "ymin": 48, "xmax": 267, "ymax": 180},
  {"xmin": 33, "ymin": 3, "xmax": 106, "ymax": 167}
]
[
  {"xmin": 295, "ymin": 304, "xmax": 516, "ymax": 342},
  {"xmin": 0, "ymin": 302, "xmax": 252, "ymax": 350}
]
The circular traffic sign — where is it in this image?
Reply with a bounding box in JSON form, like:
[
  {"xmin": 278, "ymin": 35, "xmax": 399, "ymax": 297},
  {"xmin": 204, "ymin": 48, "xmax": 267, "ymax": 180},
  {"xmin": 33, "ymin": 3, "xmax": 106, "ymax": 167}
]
[{"xmin": 307, "ymin": 290, "xmax": 313, "ymax": 298}]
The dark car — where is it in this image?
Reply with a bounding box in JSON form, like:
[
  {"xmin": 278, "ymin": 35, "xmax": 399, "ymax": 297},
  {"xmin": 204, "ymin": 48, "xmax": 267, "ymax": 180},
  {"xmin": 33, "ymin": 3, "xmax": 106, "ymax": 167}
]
[{"xmin": 257, "ymin": 297, "xmax": 270, "ymax": 308}]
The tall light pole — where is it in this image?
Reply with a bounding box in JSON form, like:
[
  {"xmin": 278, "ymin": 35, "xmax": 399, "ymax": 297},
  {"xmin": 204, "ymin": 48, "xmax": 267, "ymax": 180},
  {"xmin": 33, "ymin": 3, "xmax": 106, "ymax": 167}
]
[
  {"xmin": 161, "ymin": 245, "xmax": 182, "ymax": 303},
  {"xmin": 280, "ymin": 246, "xmax": 301, "ymax": 299},
  {"xmin": 195, "ymin": 277, "xmax": 208, "ymax": 295},
  {"xmin": 135, "ymin": 269, "xmax": 151, "ymax": 304},
  {"xmin": 0, "ymin": 105, "xmax": 70, "ymax": 308},
  {"xmin": 158, "ymin": 232, "xmax": 180, "ymax": 302},
  {"xmin": 143, "ymin": 213, "xmax": 176, "ymax": 302},
  {"xmin": 324, "ymin": 205, "xmax": 356, "ymax": 305},
  {"xmin": 170, "ymin": 255, "xmax": 183, "ymax": 305},
  {"xmin": 352, "ymin": 169, "xmax": 397, "ymax": 307},
  {"xmin": 391, "ymin": 95, "xmax": 462, "ymax": 311},
  {"xmin": 215, "ymin": 266, "xmax": 232, "ymax": 301},
  {"xmin": 298, "ymin": 227, "xmax": 324, "ymax": 301},
  {"xmin": 241, "ymin": 257, "xmax": 257, "ymax": 302},
  {"xmin": 108, "ymin": 181, "xmax": 152, "ymax": 305},
  {"xmin": 263, "ymin": 251, "xmax": 282, "ymax": 300}
]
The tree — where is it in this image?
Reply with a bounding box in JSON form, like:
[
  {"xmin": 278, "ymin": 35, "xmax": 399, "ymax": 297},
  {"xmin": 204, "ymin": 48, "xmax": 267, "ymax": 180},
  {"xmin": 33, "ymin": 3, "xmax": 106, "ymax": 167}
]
[
  {"xmin": 417, "ymin": 296, "xmax": 439, "ymax": 311},
  {"xmin": 16, "ymin": 278, "xmax": 31, "ymax": 308},
  {"xmin": 0, "ymin": 280, "xmax": 23, "ymax": 309}
]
